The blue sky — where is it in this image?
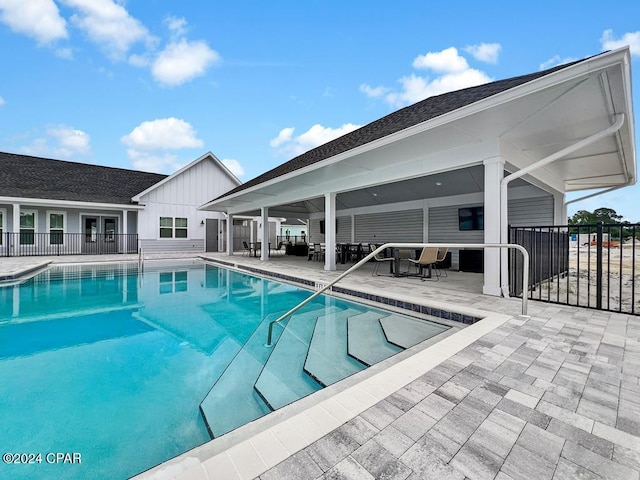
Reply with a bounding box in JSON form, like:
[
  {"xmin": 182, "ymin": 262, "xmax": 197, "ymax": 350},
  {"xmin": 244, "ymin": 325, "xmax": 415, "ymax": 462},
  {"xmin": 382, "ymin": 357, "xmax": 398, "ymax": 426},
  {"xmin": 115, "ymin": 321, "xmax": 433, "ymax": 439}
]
[{"xmin": 0, "ymin": 1, "xmax": 639, "ymax": 220}]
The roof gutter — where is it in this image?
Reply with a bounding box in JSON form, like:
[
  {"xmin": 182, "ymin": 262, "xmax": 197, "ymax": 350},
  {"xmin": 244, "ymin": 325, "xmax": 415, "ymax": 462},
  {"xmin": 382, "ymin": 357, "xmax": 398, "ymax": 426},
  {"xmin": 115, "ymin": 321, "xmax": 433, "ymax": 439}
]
[{"xmin": 499, "ymin": 113, "xmax": 625, "ymax": 297}]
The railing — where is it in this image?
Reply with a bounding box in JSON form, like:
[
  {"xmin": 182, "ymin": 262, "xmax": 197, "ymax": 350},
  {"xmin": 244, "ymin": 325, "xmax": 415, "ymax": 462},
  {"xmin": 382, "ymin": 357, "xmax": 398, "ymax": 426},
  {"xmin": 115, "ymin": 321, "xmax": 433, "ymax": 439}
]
[
  {"xmin": 138, "ymin": 247, "xmax": 144, "ymax": 272},
  {"xmin": 265, "ymin": 242, "xmax": 530, "ymax": 346},
  {"xmin": 1, "ymin": 233, "xmax": 139, "ymax": 257},
  {"xmin": 510, "ymin": 223, "xmax": 640, "ymax": 315}
]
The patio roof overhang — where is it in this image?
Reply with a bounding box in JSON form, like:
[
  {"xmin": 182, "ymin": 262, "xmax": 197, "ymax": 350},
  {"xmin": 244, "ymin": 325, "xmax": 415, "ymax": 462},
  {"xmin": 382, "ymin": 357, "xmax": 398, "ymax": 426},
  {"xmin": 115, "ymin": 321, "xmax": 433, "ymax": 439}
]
[{"xmin": 200, "ymin": 48, "xmax": 635, "ymax": 217}]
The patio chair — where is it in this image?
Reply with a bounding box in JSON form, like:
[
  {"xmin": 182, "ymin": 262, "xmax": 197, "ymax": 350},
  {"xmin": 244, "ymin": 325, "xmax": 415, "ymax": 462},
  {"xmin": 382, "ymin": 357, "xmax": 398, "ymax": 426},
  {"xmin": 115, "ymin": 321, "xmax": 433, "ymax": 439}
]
[
  {"xmin": 312, "ymin": 243, "xmax": 325, "ymax": 262},
  {"xmin": 408, "ymin": 247, "xmax": 439, "ymax": 281},
  {"xmin": 242, "ymin": 241, "xmax": 251, "ymax": 256},
  {"xmin": 435, "ymin": 247, "xmax": 448, "ymax": 277},
  {"xmin": 372, "ymin": 250, "xmax": 394, "ymax": 276}
]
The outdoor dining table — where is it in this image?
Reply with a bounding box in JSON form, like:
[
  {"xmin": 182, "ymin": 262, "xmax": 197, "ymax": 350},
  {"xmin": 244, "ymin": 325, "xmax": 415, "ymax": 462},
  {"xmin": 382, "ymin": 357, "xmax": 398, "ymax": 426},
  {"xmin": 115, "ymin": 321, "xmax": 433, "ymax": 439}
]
[
  {"xmin": 249, "ymin": 242, "xmax": 270, "ymax": 257},
  {"xmin": 390, "ymin": 247, "xmax": 432, "ymax": 278},
  {"xmin": 337, "ymin": 243, "xmax": 364, "ymax": 264}
]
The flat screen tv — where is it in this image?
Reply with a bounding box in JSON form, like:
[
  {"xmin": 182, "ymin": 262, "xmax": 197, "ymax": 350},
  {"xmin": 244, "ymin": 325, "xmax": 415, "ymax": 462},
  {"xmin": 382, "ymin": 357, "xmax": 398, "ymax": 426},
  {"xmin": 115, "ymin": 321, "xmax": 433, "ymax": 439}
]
[
  {"xmin": 319, "ymin": 219, "xmax": 337, "ymax": 234},
  {"xmin": 458, "ymin": 206, "xmax": 483, "ymax": 231}
]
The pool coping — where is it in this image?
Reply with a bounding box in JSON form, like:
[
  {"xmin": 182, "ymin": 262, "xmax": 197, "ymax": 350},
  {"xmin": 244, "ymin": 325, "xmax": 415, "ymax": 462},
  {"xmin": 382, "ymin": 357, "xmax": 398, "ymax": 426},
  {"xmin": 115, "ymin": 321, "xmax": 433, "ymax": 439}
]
[{"xmin": 133, "ymin": 260, "xmax": 514, "ymax": 480}]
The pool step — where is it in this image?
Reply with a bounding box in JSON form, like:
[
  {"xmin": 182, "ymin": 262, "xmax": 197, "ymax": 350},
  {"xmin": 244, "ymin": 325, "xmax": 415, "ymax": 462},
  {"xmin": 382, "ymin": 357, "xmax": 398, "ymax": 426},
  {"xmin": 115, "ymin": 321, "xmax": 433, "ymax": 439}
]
[
  {"xmin": 303, "ymin": 308, "xmax": 366, "ymax": 386},
  {"xmin": 380, "ymin": 314, "xmax": 449, "ymax": 349},
  {"xmin": 253, "ymin": 307, "xmax": 342, "ymax": 410},
  {"xmin": 347, "ymin": 312, "xmax": 403, "ymax": 366},
  {"xmin": 198, "ymin": 310, "xmax": 294, "ymax": 437}
]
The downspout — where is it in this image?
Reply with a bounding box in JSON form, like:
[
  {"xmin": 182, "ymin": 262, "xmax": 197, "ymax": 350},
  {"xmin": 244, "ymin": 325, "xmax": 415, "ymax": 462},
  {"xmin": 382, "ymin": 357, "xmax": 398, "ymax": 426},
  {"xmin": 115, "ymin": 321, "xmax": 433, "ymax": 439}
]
[{"xmin": 499, "ymin": 113, "xmax": 625, "ymax": 297}]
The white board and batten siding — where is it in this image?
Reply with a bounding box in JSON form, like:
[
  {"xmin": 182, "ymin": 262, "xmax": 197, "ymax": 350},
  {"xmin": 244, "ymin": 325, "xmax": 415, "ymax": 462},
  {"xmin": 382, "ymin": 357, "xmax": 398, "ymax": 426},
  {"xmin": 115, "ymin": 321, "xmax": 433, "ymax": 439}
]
[{"xmin": 137, "ymin": 156, "xmax": 238, "ymax": 253}]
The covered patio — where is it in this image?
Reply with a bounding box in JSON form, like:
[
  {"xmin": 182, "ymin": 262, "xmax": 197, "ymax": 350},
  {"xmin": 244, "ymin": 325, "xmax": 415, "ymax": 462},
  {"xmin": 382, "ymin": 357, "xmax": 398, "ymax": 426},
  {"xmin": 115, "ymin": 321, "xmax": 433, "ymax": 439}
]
[{"xmin": 201, "ymin": 48, "xmax": 635, "ymax": 299}]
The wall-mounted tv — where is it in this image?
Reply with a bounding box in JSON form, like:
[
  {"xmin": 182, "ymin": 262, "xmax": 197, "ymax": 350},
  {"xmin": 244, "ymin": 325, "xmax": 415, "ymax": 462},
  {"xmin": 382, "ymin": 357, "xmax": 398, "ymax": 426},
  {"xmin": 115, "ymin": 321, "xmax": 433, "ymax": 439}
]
[
  {"xmin": 319, "ymin": 219, "xmax": 338, "ymax": 234},
  {"xmin": 458, "ymin": 206, "xmax": 484, "ymax": 231}
]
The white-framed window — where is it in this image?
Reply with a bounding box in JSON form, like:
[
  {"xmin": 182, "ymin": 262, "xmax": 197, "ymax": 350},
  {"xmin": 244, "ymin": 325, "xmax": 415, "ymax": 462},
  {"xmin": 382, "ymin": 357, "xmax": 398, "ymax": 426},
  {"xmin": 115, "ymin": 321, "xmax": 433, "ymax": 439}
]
[
  {"xmin": 160, "ymin": 217, "xmax": 173, "ymax": 238},
  {"xmin": 159, "ymin": 217, "xmax": 188, "ymax": 238},
  {"xmin": 175, "ymin": 218, "xmax": 188, "ymax": 238},
  {"xmin": 0, "ymin": 208, "xmax": 4, "ymax": 246},
  {"xmin": 20, "ymin": 210, "xmax": 37, "ymax": 245},
  {"xmin": 47, "ymin": 210, "xmax": 66, "ymax": 245}
]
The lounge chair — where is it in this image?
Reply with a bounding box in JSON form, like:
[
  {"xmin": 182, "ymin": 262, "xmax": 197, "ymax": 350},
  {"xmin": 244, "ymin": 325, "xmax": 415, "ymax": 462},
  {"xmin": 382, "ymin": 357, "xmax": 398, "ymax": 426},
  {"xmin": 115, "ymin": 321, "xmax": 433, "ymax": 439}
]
[{"xmin": 408, "ymin": 247, "xmax": 439, "ymax": 280}]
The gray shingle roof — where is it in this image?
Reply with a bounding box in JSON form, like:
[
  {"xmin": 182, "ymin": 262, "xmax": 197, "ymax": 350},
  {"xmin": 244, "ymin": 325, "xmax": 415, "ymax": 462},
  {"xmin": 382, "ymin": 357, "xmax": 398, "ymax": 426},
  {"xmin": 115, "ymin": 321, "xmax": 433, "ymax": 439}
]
[
  {"xmin": 215, "ymin": 56, "xmax": 596, "ymax": 201},
  {"xmin": 0, "ymin": 151, "xmax": 167, "ymax": 204}
]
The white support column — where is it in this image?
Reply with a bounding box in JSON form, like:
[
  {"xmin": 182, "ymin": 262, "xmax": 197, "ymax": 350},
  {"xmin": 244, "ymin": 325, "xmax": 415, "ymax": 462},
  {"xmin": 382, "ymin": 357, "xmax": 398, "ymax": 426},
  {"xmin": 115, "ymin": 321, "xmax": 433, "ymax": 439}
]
[
  {"xmin": 122, "ymin": 209, "xmax": 128, "ymax": 254},
  {"xmin": 554, "ymin": 192, "xmax": 566, "ymax": 224},
  {"xmin": 324, "ymin": 193, "xmax": 337, "ymax": 271},
  {"xmin": 483, "ymin": 157, "xmax": 504, "ymax": 296},
  {"xmin": 226, "ymin": 214, "xmax": 234, "ymax": 256},
  {"xmin": 12, "ymin": 203, "xmax": 20, "ymax": 256},
  {"xmin": 260, "ymin": 207, "xmax": 269, "ymax": 261}
]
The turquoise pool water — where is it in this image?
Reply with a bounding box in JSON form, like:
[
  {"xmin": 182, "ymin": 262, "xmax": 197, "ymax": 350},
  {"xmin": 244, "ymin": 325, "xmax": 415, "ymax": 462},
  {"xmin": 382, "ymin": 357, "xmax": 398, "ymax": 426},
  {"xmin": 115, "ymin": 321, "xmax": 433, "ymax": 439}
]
[{"xmin": 0, "ymin": 260, "xmax": 448, "ymax": 480}]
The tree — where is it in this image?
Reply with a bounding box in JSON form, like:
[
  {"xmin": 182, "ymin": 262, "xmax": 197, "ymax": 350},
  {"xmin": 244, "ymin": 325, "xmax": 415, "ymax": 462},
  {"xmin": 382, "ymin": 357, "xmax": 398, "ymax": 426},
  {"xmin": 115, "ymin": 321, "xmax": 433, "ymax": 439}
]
[{"xmin": 569, "ymin": 207, "xmax": 623, "ymax": 225}]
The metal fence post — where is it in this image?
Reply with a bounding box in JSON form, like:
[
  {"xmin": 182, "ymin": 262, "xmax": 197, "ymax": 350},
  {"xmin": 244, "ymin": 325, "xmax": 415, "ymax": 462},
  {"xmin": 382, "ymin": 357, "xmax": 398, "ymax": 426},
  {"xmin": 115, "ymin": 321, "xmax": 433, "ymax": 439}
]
[{"xmin": 596, "ymin": 222, "xmax": 603, "ymax": 310}]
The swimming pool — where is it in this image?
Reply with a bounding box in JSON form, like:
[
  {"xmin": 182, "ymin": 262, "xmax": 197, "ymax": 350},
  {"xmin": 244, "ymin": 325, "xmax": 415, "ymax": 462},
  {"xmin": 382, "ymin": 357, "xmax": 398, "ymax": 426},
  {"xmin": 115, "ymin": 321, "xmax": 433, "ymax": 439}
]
[{"xmin": 0, "ymin": 260, "xmax": 449, "ymax": 480}]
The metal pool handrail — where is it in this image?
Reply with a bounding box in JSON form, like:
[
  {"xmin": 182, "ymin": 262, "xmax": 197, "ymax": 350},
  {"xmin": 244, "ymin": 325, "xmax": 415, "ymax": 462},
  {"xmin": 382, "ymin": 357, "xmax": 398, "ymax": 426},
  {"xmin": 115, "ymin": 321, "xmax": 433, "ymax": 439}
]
[{"xmin": 265, "ymin": 243, "xmax": 530, "ymax": 347}]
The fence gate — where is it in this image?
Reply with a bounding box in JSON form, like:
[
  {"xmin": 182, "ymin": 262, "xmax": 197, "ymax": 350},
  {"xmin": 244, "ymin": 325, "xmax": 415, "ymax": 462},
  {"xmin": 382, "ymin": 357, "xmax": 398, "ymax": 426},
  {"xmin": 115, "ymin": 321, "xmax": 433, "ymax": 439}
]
[{"xmin": 509, "ymin": 223, "xmax": 639, "ymax": 315}]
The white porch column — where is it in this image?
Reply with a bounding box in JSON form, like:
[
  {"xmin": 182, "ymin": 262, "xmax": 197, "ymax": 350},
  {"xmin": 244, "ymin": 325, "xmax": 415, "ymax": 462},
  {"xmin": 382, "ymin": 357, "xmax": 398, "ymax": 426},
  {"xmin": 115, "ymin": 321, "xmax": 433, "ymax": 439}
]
[
  {"xmin": 554, "ymin": 192, "xmax": 566, "ymax": 224},
  {"xmin": 121, "ymin": 209, "xmax": 128, "ymax": 253},
  {"xmin": 260, "ymin": 207, "xmax": 269, "ymax": 261},
  {"xmin": 12, "ymin": 203, "xmax": 20, "ymax": 256},
  {"xmin": 324, "ymin": 192, "xmax": 337, "ymax": 271},
  {"xmin": 483, "ymin": 157, "xmax": 504, "ymax": 296},
  {"xmin": 226, "ymin": 214, "xmax": 234, "ymax": 256}
]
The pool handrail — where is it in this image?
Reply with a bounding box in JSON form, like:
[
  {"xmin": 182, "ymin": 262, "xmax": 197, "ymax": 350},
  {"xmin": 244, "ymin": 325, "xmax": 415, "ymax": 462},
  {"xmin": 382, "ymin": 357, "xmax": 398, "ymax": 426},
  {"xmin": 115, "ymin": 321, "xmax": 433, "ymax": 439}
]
[{"xmin": 265, "ymin": 242, "xmax": 529, "ymax": 347}]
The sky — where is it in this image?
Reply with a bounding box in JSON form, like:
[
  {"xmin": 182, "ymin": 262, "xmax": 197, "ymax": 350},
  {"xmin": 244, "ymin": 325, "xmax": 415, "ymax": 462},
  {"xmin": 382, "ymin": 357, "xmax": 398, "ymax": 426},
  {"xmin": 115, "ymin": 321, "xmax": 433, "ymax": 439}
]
[{"xmin": 0, "ymin": 1, "xmax": 639, "ymax": 220}]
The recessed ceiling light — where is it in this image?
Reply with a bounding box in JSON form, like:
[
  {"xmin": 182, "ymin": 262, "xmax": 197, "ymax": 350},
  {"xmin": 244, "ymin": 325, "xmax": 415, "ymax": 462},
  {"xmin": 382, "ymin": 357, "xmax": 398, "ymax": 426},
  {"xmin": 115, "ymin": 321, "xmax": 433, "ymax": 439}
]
[
  {"xmin": 435, "ymin": 182, "xmax": 442, "ymax": 186},
  {"xmin": 372, "ymin": 192, "xmax": 378, "ymax": 197}
]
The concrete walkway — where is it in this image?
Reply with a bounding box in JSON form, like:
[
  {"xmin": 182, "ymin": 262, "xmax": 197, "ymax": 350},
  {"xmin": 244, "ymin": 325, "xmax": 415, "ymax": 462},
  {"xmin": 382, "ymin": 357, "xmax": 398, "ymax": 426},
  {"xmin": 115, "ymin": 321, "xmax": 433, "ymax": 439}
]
[{"xmin": 2, "ymin": 253, "xmax": 639, "ymax": 480}]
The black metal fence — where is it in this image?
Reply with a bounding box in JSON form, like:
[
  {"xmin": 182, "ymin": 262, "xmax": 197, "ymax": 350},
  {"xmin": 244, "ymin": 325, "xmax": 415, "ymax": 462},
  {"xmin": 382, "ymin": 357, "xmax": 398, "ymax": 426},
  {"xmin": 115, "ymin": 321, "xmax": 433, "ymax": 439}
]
[
  {"xmin": 1, "ymin": 233, "xmax": 139, "ymax": 257},
  {"xmin": 509, "ymin": 223, "xmax": 639, "ymax": 315}
]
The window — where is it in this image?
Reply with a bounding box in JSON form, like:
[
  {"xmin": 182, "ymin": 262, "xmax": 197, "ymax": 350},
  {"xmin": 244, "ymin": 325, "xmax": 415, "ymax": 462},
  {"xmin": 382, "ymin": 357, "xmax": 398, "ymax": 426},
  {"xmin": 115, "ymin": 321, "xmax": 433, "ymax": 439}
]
[
  {"xmin": 20, "ymin": 210, "xmax": 36, "ymax": 245},
  {"xmin": 159, "ymin": 217, "xmax": 188, "ymax": 238},
  {"xmin": 48, "ymin": 211, "xmax": 65, "ymax": 245},
  {"xmin": 175, "ymin": 218, "xmax": 188, "ymax": 238},
  {"xmin": 160, "ymin": 217, "xmax": 173, "ymax": 238}
]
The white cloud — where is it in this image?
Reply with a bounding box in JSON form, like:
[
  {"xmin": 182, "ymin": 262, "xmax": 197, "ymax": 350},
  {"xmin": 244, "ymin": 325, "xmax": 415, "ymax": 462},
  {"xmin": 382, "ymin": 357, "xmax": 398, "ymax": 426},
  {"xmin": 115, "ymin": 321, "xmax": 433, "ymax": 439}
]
[
  {"xmin": 19, "ymin": 124, "xmax": 91, "ymax": 159},
  {"xmin": 601, "ymin": 29, "xmax": 640, "ymax": 57},
  {"xmin": 127, "ymin": 150, "xmax": 185, "ymax": 174},
  {"xmin": 165, "ymin": 15, "xmax": 188, "ymax": 39},
  {"xmin": 359, "ymin": 84, "xmax": 389, "ymax": 98},
  {"xmin": 54, "ymin": 47, "xmax": 73, "ymax": 59},
  {"xmin": 0, "ymin": 0, "xmax": 67, "ymax": 44},
  {"xmin": 464, "ymin": 43, "xmax": 501, "ymax": 64},
  {"xmin": 221, "ymin": 159, "xmax": 245, "ymax": 178},
  {"xmin": 413, "ymin": 47, "xmax": 469, "ymax": 73},
  {"xmin": 0, "ymin": 96, "xmax": 4, "ymax": 106},
  {"xmin": 270, "ymin": 123, "xmax": 361, "ymax": 158},
  {"xmin": 362, "ymin": 47, "xmax": 493, "ymax": 108},
  {"xmin": 60, "ymin": 0, "xmax": 157, "ymax": 60},
  {"xmin": 121, "ymin": 117, "xmax": 204, "ymax": 150},
  {"xmin": 151, "ymin": 38, "xmax": 220, "ymax": 86},
  {"xmin": 539, "ymin": 55, "xmax": 577, "ymax": 70},
  {"xmin": 269, "ymin": 127, "xmax": 294, "ymax": 148},
  {"xmin": 121, "ymin": 118, "xmax": 204, "ymax": 173}
]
